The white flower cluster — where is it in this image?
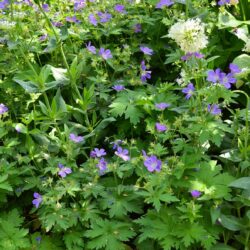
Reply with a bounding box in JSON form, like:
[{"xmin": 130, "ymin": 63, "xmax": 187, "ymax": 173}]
[{"xmin": 168, "ymin": 18, "xmax": 208, "ymax": 53}]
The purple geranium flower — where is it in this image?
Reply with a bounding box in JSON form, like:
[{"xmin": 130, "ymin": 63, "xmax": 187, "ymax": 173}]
[
  {"xmin": 155, "ymin": 123, "xmax": 167, "ymax": 132},
  {"xmin": 134, "ymin": 23, "xmax": 142, "ymax": 33},
  {"xmin": 52, "ymin": 21, "xmax": 63, "ymax": 27},
  {"xmin": 74, "ymin": 0, "xmax": 86, "ymax": 11},
  {"xmin": 99, "ymin": 48, "xmax": 112, "ymax": 60},
  {"xmin": 182, "ymin": 83, "xmax": 195, "ymax": 99},
  {"xmin": 156, "ymin": 0, "xmax": 174, "ymax": 9},
  {"xmin": 86, "ymin": 41, "xmax": 96, "ymax": 54},
  {"xmin": 39, "ymin": 34, "xmax": 48, "ymax": 41},
  {"xmin": 219, "ymin": 72, "xmax": 236, "ymax": 89},
  {"xmin": 140, "ymin": 46, "xmax": 153, "ymax": 55},
  {"xmin": 58, "ymin": 163, "xmax": 72, "ymax": 178},
  {"xmin": 96, "ymin": 157, "xmax": 107, "ymax": 174},
  {"xmin": 90, "ymin": 148, "xmax": 107, "ymax": 158},
  {"xmin": 97, "ymin": 11, "xmax": 112, "ymax": 23},
  {"xmin": 66, "ymin": 16, "xmax": 80, "ymax": 23},
  {"xmin": 112, "ymin": 85, "xmax": 125, "ymax": 92},
  {"xmin": 42, "ymin": 3, "xmax": 49, "ymax": 12},
  {"xmin": 89, "ymin": 13, "xmax": 97, "ymax": 26},
  {"xmin": 142, "ymin": 151, "xmax": 162, "ymax": 172},
  {"xmin": 114, "ymin": 4, "xmax": 126, "ymax": 13},
  {"xmin": 190, "ymin": 190, "xmax": 201, "ymax": 198},
  {"xmin": 0, "ymin": 103, "xmax": 8, "ymax": 114},
  {"xmin": 0, "ymin": 0, "xmax": 9, "ymax": 9},
  {"xmin": 207, "ymin": 69, "xmax": 222, "ymax": 83},
  {"xmin": 155, "ymin": 102, "xmax": 170, "ymax": 110},
  {"xmin": 218, "ymin": 0, "xmax": 230, "ymax": 6},
  {"xmin": 229, "ymin": 63, "xmax": 241, "ymax": 74},
  {"xmin": 207, "ymin": 104, "xmax": 222, "ymax": 115},
  {"xmin": 69, "ymin": 133, "xmax": 84, "ymax": 143},
  {"xmin": 140, "ymin": 60, "xmax": 151, "ymax": 82},
  {"xmin": 115, "ymin": 147, "xmax": 130, "ymax": 161},
  {"xmin": 32, "ymin": 192, "xmax": 42, "ymax": 208}
]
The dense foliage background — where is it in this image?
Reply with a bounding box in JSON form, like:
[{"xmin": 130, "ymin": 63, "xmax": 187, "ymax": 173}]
[{"xmin": 0, "ymin": 0, "xmax": 250, "ymax": 249}]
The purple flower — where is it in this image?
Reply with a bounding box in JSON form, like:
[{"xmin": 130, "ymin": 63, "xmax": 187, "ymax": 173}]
[
  {"xmin": 207, "ymin": 69, "xmax": 222, "ymax": 83},
  {"xmin": 155, "ymin": 123, "xmax": 167, "ymax": 132},
  {"xmin": 140, "ymin": 60, "xmax": 151, "ymax": 82},
  {"xmin": 140, "ymin": 46, "xmax": 153, "ymax": 55},
  {"xmin": 89, "ymin": 14, "xmax": 97, "ymax": 26},
  {"xmin": 182, "ymin": 83, "xmax": 195, "ymax": 99},
  {"xmin": 39, "ymin": 34, "xmax": 48, "ymax": 41},
  {"xmin": 219, "ymin": 72, "xmax": 236, "ymax": 89},
  {"xmin": 207, "ymin": 104, "xmax": 222, "ymax": 115},
  {"xmin": 0, "ymin": 103, "xmax": 8, "ymax": 114},
  {"xmin": 74, "ymin": 0, "xmax": 86, "ymax": 11},
  {"xmin": 66, "ymin": 16, "xmax": 80, "ymax": 23},
  {"xmin": 35, "ymin": 236, "xmax": 42, "ymax": 244},
  {"xmin": 32, "ymin": 192, "xmax": 42, "ymax": 208},
  {"xmin": 97, "ymin": 11, "xmax": 112, "ymax": 23},
  {"xmin": 229, "ymin": 63, "xmax": 241, "ymax": 74},
  {"xmin": 143, "ymin": 151, "xmax": 162, "ymax": 172},
  {"xmin": 114, "ymin": 4, "xmax": 126, "ymax": 13},
  {"xmin": 90, "ymin": 148, "xmax": 107, "ymax": 158},
  {"xmin": 0, "ymin": 0, "xmax": 9, "ymax": 9},
  {"xmin": 99, "ymin": 48, "xmax": 112, "ymax": 60},
  {"xmin": 52, "ymin": 21, "xmax": 63, "ymax": 27},
  {"xmin": 133, "ymin": 23, "xmax": 142, "ymax": 33},
  {"xmin": 112, "ymin": 85, "xmax": 125, "ymax": 92},
  {"xmin": 96, "ymin": 157, "xmax": 107, "ymax": 174},
  {"xmin": 42, "ymin": 3, "xmax": 49, "ymax": 12},
  {"xmin": 69, "ymin": 133, "xmax": 84, "ymax": 143},
  {"xmin": 181, "ymin": 52, "xmax": 204, "ymax": 61},
  {"xmin": 86, "ymin": 41, "xmax": 96, "ymax": 54},
  {"xmin": 115, "ymin": 147, "xmax": 130, "ymax": 161},
  {"xmin": 218, "ymin": 0, "xmax": 230, "ymax": 6},
  {"xmin": 155, "ymin": 102, "xmax": 170, "ymax": 110},
  {"xmin": 58, "ymin": 163, "xmax": 72, "ymax": 178},
  {"xmin": 190, "ymin": 190, "xmax": 201, "ymax": 198},
  {"xmin": 110, "ymin": 139, "xmax": 123, "ymax": 150},
  {"xmin": 156, "ymin": 0, "xmax": 174, "ymax": 9}
]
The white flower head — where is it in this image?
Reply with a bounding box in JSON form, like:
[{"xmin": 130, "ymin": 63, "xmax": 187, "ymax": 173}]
[{"xmin": 168, "ymin": 18, "xmax": 208, "ymax": 53}]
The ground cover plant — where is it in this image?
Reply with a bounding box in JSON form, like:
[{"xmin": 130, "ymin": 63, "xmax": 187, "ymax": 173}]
[{"xmin": 0, "ymin": 0, "xmax": 250, "ymax": 249}]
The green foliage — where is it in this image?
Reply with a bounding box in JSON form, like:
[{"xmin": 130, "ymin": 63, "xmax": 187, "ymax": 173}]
[{"xmin": 85, "ymin": 219, "xmax": 136, "ymax": 250}]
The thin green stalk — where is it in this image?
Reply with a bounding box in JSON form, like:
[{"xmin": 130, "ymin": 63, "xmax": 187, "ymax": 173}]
[
  {"xmin": 186, "ymin": 0, "xmax": 189, "ymax": 19},
  {"xmin": 233, "ymin": 90, "xmax": 249, "ymax": 160}
]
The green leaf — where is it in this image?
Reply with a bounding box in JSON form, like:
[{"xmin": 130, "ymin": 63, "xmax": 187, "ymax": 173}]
[
  {"xmin": 13, "ymin": 78, "xmax": 39, "ymax": 93},
  {"xmin": 218, "ymin": 10, "xmax": 250, "ymax": 29},
  {"xmin": 229, "ymin": 177, "xmax": 250, "ymax": 190},
  {"xmin": 85, "ymin": 219, "xmax": 136, "ymax": 250},
  {"xmin": 219, "ymin": 214, "xmax": 244, "ymax": 231}
]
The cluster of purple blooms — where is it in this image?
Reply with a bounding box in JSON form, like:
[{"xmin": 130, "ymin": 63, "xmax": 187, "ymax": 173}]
[
  {"xmin": 86, "ymin": 42, "xmax": 112, "ymax": 60},
  {"xmin": 0, "ymin": 0, "xmax": 9, "ymax": 9},
  {"xmin": 89, "ymin": 11, "xmax": 112, "ymax": 26},
  {"xmin": 207, "ymin": 63, "xmax": 241, "ymax": 89},
  {"xmin": 90, "ymin": 148, "xmax": 108, "ymax": 174}
]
